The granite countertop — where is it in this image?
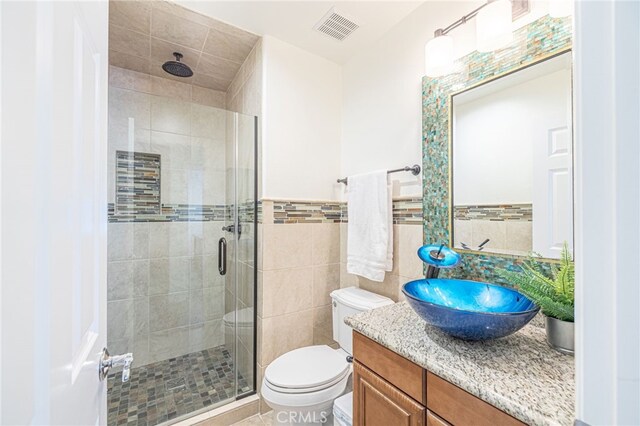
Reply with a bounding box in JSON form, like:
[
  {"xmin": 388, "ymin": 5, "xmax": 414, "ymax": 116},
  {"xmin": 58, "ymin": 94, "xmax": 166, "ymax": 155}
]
[{"xmin": 345, "ymin": 302, "xmax": 575, "ymax": 426}]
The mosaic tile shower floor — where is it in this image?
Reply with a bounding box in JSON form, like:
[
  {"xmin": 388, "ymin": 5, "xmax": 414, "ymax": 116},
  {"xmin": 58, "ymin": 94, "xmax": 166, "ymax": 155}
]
[{"xmin": 107, "ymin": 346, "xmax": 251, "ymax": 426}]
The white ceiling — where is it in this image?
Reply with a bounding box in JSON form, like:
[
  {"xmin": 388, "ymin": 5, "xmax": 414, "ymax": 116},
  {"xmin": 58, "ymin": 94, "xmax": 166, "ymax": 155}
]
[{"xmin": 174, "ymin": 1, "xmax": 424, "ymax": 64}]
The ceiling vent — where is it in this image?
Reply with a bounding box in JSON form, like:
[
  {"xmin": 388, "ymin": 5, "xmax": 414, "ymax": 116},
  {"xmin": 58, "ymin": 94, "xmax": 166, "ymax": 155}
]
[{"xmin": 313, "ymin": 8, "xmax": 359, "ymax": 41}]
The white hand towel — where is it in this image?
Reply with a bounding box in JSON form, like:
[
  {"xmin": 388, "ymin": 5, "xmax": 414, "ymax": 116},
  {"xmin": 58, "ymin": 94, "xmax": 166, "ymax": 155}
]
[{"xmin": 346, "ymin": 170, "xmax": 394, "ymax": 282}]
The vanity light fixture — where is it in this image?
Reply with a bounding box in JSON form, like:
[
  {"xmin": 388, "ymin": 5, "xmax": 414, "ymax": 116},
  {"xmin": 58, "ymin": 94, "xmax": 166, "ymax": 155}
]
[
  {"xmin": 425, "ymin": 0, "xmax": 523, "ymax": 77},
  {"xmin": 424, "ymin": 29, "xmax": 454, "ymax": 77}
]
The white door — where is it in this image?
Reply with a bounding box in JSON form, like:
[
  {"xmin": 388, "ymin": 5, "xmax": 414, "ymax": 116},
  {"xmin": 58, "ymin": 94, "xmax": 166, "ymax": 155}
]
[
  {"xmin": 532, "ymin": 70, "xmax": 574, "ymax": 259},
  {"xmin": 1, "ymin": 1, "xmax": 109, "ymax": 425}
]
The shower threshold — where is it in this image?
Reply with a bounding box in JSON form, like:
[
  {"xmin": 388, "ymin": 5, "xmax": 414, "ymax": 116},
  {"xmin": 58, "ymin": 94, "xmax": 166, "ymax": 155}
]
[{"xmin": 107, "ymin": 345, "xmax": 251, "ymax": 426}]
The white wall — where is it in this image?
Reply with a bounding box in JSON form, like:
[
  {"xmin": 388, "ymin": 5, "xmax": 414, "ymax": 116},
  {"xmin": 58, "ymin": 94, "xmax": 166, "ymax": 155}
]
[
  {"xmin": 341, "ymin": 0, "xmax": 552, "ymax": 199},
  {"xmin": 454, "ymin": 68, "xmax": 571, "ymax": 205},
  {"xmin": 261, "ymin": 35, "xmax": 342, "ymax": 201},
  {"xmin": 574, "ymin": 0, "xmax": 640, "ymax": 424}
]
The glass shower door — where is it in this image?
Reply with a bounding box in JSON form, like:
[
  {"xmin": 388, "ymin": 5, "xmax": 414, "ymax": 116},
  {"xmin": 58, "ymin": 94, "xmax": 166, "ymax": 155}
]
[
  {"xmin": 106, "ymin": 87, "xmax": 257, "ymax": 425},
  {"xmin": 221, "ymin": 111, "xmax": 257, "ymax": 399}
]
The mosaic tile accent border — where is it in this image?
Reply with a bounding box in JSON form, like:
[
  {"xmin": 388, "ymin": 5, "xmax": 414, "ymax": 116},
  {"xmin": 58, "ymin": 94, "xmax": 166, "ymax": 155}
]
[
  {"xmin": 392, "ymin": 198, "xmax": 423, "ymax": 225},
  {"xmin": 272, "ymin": 200, "xmax": 344, "ymax": 224},
  {"xmin": 108, "ymin": 203, "xmax": 229, "ymax": 222},
  {"xmin": 454, "ymin": 204, "xmax": 532, "ymax": 222},
  {"xmin": 115, "ymin": 151, "xmax": 161, "ymax": 215},
  {"xmin": 109, "ymin": 202, "xmax": 258, "ymax": 223},
  {"xmin": 264, "ymin": 198, "xmax": 423, "ymax": 225},
  {"xmin": 422, "ymin": 16, "xmax": 571, "ymax": 282}
]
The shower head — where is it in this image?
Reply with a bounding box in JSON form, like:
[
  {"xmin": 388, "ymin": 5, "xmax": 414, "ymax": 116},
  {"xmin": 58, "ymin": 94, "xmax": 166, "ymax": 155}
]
[{"xmin": 162, "ymin": 52, "xmax": 193, "ymax": 78}]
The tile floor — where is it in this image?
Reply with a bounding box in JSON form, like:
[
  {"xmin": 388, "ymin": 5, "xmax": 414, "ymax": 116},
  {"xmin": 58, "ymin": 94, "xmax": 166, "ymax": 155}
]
[
  {"xmin": 231, "ymin": 412, "xmax": 274, "ymax": 426},
  {"xmin": 108, "ymin": 345, "xmax": 251, "ymax": 426}
]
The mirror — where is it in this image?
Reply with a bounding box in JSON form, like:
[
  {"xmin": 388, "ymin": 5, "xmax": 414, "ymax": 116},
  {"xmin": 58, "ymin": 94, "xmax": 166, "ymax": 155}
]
[{"xmin": 451, "ymin": 51, "xmax": 573, "ymax": 259}]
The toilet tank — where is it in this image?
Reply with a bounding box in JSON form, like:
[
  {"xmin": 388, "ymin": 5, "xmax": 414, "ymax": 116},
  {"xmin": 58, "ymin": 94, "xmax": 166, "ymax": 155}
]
[{"xmin": 330, "ymin": 287, "xmax": 394, "ymax": 354}]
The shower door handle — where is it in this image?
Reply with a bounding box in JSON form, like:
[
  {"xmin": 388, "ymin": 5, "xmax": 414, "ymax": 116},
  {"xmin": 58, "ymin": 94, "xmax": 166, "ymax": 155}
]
[{"xmin": 218, "ymin": 237, "xmax": 227, "ymax": 275}]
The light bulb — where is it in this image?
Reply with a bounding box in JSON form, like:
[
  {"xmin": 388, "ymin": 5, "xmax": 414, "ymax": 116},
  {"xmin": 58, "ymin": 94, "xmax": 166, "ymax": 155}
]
[
  {"xmin": 425, "ymin": 34, "xmax": 454, "ymax": 77},
  {"xmin": 476, "ymin": 0, "xmax": 513, "ymax": 53}
]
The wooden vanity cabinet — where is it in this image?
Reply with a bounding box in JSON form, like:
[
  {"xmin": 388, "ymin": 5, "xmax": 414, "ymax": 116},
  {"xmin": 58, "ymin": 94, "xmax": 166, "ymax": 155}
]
[
  {"xmin": 353, "ymin": 362, "xmax": 425, "ymax": 426},
  {"xmin": 353, "ymin": 332, "xmax": 525, "ymax": 426}
]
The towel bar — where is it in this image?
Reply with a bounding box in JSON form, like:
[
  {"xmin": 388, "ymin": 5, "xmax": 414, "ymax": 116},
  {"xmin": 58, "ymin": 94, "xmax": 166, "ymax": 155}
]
[{"xmin": 337, "ymin": 164, "xmax": 421, "ymax": 185}]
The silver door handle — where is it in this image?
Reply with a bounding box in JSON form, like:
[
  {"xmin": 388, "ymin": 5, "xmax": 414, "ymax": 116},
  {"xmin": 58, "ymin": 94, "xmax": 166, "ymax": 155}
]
[
  {"xmin": 99, "ymin": 347, "xmax": 133, "ymax": 383},
  {"xmin": 218, "ymin": 237, "xmax": 227, "ymax": 275}
]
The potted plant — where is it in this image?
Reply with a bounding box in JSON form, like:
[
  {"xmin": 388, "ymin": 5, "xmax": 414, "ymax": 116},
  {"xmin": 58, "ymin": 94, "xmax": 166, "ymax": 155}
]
[{"xmin": 498, "ymin": 243, "xmax": 574, "ymax": 355}]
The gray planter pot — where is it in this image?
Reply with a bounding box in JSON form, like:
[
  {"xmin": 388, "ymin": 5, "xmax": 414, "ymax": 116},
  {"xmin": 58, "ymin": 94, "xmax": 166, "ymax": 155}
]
[{"xmin": 545, "ymin": 316, "xmax": 574, "ymax": 355}]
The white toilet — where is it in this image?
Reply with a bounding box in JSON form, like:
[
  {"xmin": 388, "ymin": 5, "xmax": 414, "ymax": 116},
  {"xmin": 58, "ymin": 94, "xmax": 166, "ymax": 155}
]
[{"xmin": 261, "ymin": 287, "xmax": 394, "ymax": 425}]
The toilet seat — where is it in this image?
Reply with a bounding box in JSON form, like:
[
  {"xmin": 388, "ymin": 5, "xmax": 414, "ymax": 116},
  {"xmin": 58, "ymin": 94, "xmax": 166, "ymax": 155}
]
[{"xmin": 264, "ymin": 345, "xmax": 350, "ymax": 394}]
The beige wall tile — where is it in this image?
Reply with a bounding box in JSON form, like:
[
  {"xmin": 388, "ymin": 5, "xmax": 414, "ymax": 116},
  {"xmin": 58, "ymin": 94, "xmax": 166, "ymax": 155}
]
[
  {"xmin": 453, "ymin": 219, "xmax": 472, "ymax": 248},
  {"xmin": 256, "ymin": 316, "xmax": 263, "ymax": 366},
  {"xmin": 109, "ymin": 66, "xmax": 151, "ymax": 93},
  {"xmin": 391, "ymin": 224, "xmax": 424, "ymax": 280},
  {"xmin": 256, "ymin": 269, "xmax": 263, "ymax": 315},
  {"xmin": 260, "ymin": 201, "xmax": 273, "ymax": 225},
  {"xmin": 150, "ymin": 130, "xmax": 190, "ymax": 169},
  {"xmin": 355, "ymin": 274, "xmax": 401, "ymax": 302},
  {"xmin": 109, "ymin": 1, "xmax": 151, "ymax": 34},
  {"xmin": 261, "ymin": 267, "xmax": 313, "ymax": 317},
  {"xmin": 109, "ymin": 87, "xmax": 151, "ymax": 129},
  {"xmin": 197, "ymin": 53, "xmax": 242, "ymax": 84},
  {"xmin": 150, "ymin": 8, "xmax": 209, "ymax": 51},
  {"xmin": 192, "ymin": 86, "xmax": 226, "ymax": 108},
  {"xmin": 194, "ymin": 73, "xmax": 229, "ymax": 92},
  {"xmin": 339, "ymin": 262, "xmax": 358, "ymax": 288},
  {"xmin": 109, "ymin": 25, "xmax": 150, "ymax": 58},
  {"xmin": 150, "ymin": 75, "xmax": 192, "ymax": 101},
  {"xmin": 237, "ymin": 261, "xmax": 256, "ymax": 308},
  {"xmin": 311, "ymin": 223, "xmax": 340, "ymax": 265},
  {"xmin": 148, "ymin": 326, "xmax": 189, "ymax": 363},
  {"xmin": 191, "ymin": 103, "xmax": 226, "ymax": 138},
  {"xmin": 150, "ymin": 95, "xmax": 191, "ymax": 134},
  {"xmin": 471, "ymin": 219, "xmax": 507, "ymax": 250},
  {"xmin": 149, "ymin": 292, "xmax": 189, "ymax": 331},
  {"xmin": 202, "ymin": 28, "xmax": 258, "ymax": 65},
  {"xmin": 109, "ymin": 50, "xmax": 150, "ymax": 75},
  {"xmin": 312, "ymin": 264, "xmax": 340, "ymax": 307},
  {"xmin": 151, "ymin": 0, "xmax": 218, "ymax": 28},
  {"xmin": 339, "ymin": 223, "xmax": 348, "ymax": 263},
  {"xmin": 313, "ymin": 305, "xmax": 335, "ymax": 346},
  {"xmin": 260, "ymin": 309, "xmax": 313, "ymax": 365},
  {"xmin": 262, "ymin": 224, "xmax": 312, "ymax": 270},
  {"xmin": 505, "ymin": 221, "xmax": 533, "ymax": 253}
]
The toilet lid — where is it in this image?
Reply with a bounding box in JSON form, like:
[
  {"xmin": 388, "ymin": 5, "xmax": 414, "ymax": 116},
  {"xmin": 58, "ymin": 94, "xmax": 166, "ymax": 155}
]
[{"xmin": 265, "ymin": 345, "xmax": 349, "ymax": 391}]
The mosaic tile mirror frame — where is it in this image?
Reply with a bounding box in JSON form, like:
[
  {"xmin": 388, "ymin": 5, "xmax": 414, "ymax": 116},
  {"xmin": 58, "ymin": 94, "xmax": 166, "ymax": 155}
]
[{"xmin": 422, "ymin": 15, "xmax": 572, "ymax": 282}]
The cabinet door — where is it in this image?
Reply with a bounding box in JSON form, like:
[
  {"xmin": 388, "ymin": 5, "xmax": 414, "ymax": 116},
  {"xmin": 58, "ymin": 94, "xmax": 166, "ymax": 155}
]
[
  {"xmin": 354, "ymin": 361, "xmax": 425, "ymax": 426},
  {"xmin": 426, "ymin": 410, "xmax": 451, "ymax": 426}
]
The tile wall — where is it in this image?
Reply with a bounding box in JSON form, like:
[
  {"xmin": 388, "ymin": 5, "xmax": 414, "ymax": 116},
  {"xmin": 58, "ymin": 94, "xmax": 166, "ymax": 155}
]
[
  {"xmin": 255, "ymin": 196, "xmax": 424, "ymax": 413},
  {"xmin": 453, "ymin": 203, "xmax": 533, "ymax": 256},
  {"xmin": 107, "ymin": 66, "xmax": 229, "ymax": 367},
  {"xmin": 340, "ymin": 197, "xmax": 425, "ymax": 302},
  {"xmin": 255, "ymin": 200, "xmax": 340, "ymax": 412},
  {"xmin": 108, "ymin": 0, "xmax": 259, "ymax": 92}
]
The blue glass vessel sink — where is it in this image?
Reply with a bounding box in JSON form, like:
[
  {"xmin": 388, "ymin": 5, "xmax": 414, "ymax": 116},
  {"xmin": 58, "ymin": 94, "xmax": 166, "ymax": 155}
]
[{"xmin": 402, "ymin": 279, "xmax": 539, "ymax": 340}]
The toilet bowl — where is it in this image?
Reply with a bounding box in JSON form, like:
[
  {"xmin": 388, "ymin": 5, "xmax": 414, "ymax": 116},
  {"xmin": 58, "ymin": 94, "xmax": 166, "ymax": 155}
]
[{"xmin": 261, "ymin": 287, "xmax": 393, "ymax": 425}]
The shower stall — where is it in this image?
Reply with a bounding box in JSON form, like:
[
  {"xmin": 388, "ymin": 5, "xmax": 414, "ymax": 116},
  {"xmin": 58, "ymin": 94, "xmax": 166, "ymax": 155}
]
[{"xmin": 106, "ymin": 84, "xmax": 257, "ymax": 425}]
